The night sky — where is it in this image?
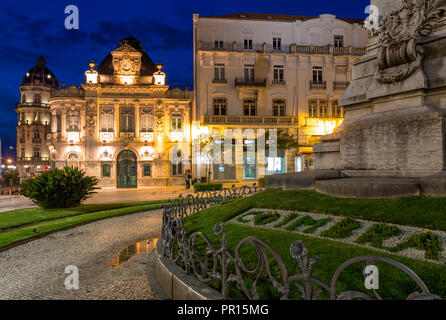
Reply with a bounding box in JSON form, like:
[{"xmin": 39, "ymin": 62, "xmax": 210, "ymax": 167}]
[{"xmin": 0, "ymin": 0, "xmax": 370, "ymax": 160}]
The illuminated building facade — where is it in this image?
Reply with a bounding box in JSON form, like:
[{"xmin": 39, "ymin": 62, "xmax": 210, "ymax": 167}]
[
  {"xmin": 17, "ymin": 37, "xmax": 193, "ymax": 187},
  {"xmin": 193, "ymin": 13, "xmax": 367, "ymax": 180}
]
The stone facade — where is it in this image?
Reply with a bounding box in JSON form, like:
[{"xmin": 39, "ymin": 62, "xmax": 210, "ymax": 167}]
[
  {"xmin": 193, "ymin": 13, "xmax": 367, "ymax": 181},
  {"xmin": 16, "ymin": 37, "xmax": 193, "ymax": 188},
  {"xmin": 315, "ymin": 0, "xmax": 446, "ymax": 179}
]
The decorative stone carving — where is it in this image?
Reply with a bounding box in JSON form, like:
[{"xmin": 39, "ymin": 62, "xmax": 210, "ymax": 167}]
[
  {"xmin": 376, "ymin": 0, "xmax": 446, "ymax": 83},
  {"xmin": 86, "ymin": 100, "xmax": 97, "ymax": 135},
  {"xmin": 111, "ymin": 39, "xmax": 142, "ymax": 85}
]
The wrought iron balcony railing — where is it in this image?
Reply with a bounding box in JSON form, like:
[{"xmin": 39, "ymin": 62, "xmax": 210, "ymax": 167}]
[
  {"xmin": 235, "ymin": 78, "xmax": 267, "ymax": 87},
  {"xmin": 202, "ymin": 115, "xmax": 298, "ymax": 126},
  {"xmin": 310, "ymin": 80, "xmax": 327, "ymax": 90},
  {"xmin": 333, "ymin": 81, "xmax": 350, "ymax": 91}
]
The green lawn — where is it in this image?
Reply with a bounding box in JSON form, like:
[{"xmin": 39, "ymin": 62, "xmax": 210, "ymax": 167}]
[
  {"xmin": 229, "ymin": 189, "xmax": 446, "ymax": 231},
  {"xmin": 183, "ymin": 190, "xmax": 446, "ymax": 300},
  {"xmin": 0, "ymin": 200, "xmax": 166, "ymax": 230},
  {"xmin": 0, "ymin": 200, "xmax": 166, "ymax": 250}
]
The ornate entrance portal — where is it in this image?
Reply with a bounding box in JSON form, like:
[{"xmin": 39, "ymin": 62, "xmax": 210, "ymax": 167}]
[{"xmin": 117, "ymin": 150, "xmax": 137, "ymax": 188}]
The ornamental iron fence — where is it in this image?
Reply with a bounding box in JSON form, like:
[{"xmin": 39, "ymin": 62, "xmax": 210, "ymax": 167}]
[
  {"xmin": 162, "ymin": 184, "xmax": 260, "ymax": 218},
  {"xmin": 160, "ymin": 185, "xmax": 441, "ymax": 300}
]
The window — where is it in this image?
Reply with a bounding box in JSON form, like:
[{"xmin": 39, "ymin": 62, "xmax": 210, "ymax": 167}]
[
  {"xmin": 67, "ymin": 153, "xmax": 79, "ymax": 168},
  {"xmin": 319, "ymin": 100, "xmax": 328, "ymax": 117},
  {"xmin": 56, "ymin": 114, "xmax": 62, "ymax": 132},
  {"xmin": 67, "ymin": 110, "xmax": 80, "ymax": 131},
  {"xmin": 33, "ymin": 130, "xmax": 40, "ymax": 139},
  {"xmin": 334, "ymin": 35, "xmax": 344, "ymax": 47},
  {"xmin": 143, "ymin": 164, "xmax": 151, "ymax": 177},
  {"xmin": 172, "ymin": 151, "xmax": 183, "ymax": 176},
  {"xmin": 33, "ymin": 94, "xmax": 41, "ymax": 103},
  {"xmin": 21, "ymin": 147, "xmax": 25, "ymax": 158},
  {"xmin": 100, "ymin": 107, "xmax": 114, "ymax": 132},
  {"xmin": 140, "ymin": 107, "xmax": 153, "ymax": 132},
  {"xmin": 120, "ymin": 106, "xmax": 134, "ymax": 132},
  {"xmin": 33, "ymin": 112, "xmax": 39, "ymax": 123},
  {"xmin": 308, "ymin": 100, "xmax": 317, "ymax": 117},
  {"xmin": 273, "ymin": 65, "xmax": 284, "ymax": 83},
  {"xmin": 33, "ymin": 147, "xmax": 40, "ymax": 158},
  {"xmin": 273, "ymin": 99, "xmax": 286, "ymax": 116},
  {"xmin": 244, "ymin": 64, "xmax": 254, "ymax": 82},
  {"xmin": 213, "ymin": 98, "xmax": 227, "ymax": 116},
  {"xmin": 313, "ymin": 66, "xmax": 323, "ymax": 83},
  {"xmin": 171, "ymin": 114, "xmax": 182, "ymax": 131},
  {"xmin": 214, "ymin": 40, "xmax": 223, "ymax": 48},
  {"xmin": 214, "ymin": 64, "xmax": 225, "ymax": 81},
  {"xmin": 332, "ymin": 100, "xmax": 343, "ymax": 117},
  {"xmin": 102, "ymin": 163, "xmax": 111, "ymax": 178},
  {"xmin": 243, "ymin": 99, "xmax": 256, "ymax": 116},
  {"xmin": 273, "ymin": 37, "xmax": 281, "ymax": 51},
  {"xmin": 244, "ymin": 39, "xmax": 253, "ymax": 50},
  {"xmin": 22, "ymin": 94, "xmax": 26, "ymax": 103}
]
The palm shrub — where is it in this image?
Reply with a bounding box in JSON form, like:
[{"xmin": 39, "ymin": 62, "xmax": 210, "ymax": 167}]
[{"xmin": 20, "ymin": 166, "xmax": 98, "ymax": 209}]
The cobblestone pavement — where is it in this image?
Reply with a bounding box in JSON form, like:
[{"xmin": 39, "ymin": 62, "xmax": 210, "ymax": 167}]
[{"xmin": 0, "ymin": 209, "xmax": 163, "ymax": 300}]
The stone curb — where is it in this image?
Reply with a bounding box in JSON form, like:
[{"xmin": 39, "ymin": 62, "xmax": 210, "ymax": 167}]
[{"xmin": 154, "ymin": 239, "xmax": 223, "ymax": 300}]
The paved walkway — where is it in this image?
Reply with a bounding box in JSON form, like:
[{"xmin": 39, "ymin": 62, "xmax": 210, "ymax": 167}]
[{"xmin": 0, "ymin": 209, "xmax": 163, "ymax": 300}]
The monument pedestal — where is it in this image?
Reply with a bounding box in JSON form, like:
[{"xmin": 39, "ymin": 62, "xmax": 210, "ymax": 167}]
[{"xmin": 311, "ymin": 0, "xmax": 446, "ymax": 196}]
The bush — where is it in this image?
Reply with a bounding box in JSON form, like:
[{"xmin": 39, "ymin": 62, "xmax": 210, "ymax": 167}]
[
  {"xmin": 321, "ymin": 217, "xmax": 361, "ymax": 239},
  {"xmin": 258, "ymin": 177, "xmax": 265, "ymax": 187},
  {"xmin": 3, "ymin": 170, "xmax": 20, "ymax": 186},
  {"xmin": 20, "ymin": 166, "xmax": 98, "ymax": 209},
  {"xmin": 193, "ymin": 182, "xmax": 223, "ymax": 192},
  {"xmin": 356, "ymin": 223, "xmax": 400, "ymax": 248}
]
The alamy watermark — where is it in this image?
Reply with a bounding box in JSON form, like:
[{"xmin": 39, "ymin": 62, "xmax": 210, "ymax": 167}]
[
  {"xmin": 64, "ymin": 265, "xmax": 79, "ymax": 290},
  {"xmin": 64, "ymin": 5, "xmax": 79, "ymax": 30}
]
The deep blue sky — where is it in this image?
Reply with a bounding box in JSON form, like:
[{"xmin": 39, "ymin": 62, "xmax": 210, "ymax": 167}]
[{"xmin": 0, "ymin": 0, "xmax": 370, "ymax": 159}]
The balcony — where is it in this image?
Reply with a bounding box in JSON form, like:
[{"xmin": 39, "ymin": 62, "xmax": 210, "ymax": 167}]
[
  {"xmin": 120, "ymin": 132, "xmax": 135, "ymax": 140},
  {"xmin": 235, "ymin": 78, "xmax": 267, "ymax": 88},
  {"xmin": 100, "ymin": 132, "xmax": 114, "ymax": 143},
  {"xmin": 333, "ymin": 81, "xmax": 350, "ymax": 91},
  {"xmin": 32, "ymin": 138, "xmax": 41, "ymax": 143},
  {"xmin": 17, "ymin": 157, "xmax": 50, "ymax": 163},
  {"xmin": 140, "ymin": 132, "xmax": 154, "ymax": 142},
  {"xmin": 310, "ymin": 81, "xmax": 327, "ymax": 90},
  {"xmin": 212, "ymin": 79, "xmax": 227, "ymax": 84},
  {"xmin": 271, "ymin": 80, "xmax": 286, "ymax": 85},
  {"xmin": 170, "ymin": 131, "xmax": 184, "ymax": 142},
  {"xmin": 198, "ymin": 41, "xmax": 366, "ymax": 56},
  {"xmin": 202, "ymin": 115, "xmax": 299, "ymax": 126}
]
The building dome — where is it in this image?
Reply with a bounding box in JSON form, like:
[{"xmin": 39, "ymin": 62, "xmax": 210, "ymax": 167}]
[
  {"xmin": 97, "ymin": 37, "xmax": 157, "ymax": 76},
  {"xmin": 21, "ymin": 56, "xmax": 59, "ymax": 88}
]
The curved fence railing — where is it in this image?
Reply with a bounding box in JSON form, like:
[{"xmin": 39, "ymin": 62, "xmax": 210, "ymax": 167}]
[
  {"xmin": 162, "ymin": 184, "xmax": 260, "ymax": 218},
  {"xmin": 160, "ymin": 185, "xmax": 441, "ymax": 300}
]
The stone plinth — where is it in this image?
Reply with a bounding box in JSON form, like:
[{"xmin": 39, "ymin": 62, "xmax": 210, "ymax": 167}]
[
  {"xmin": 314, "ymin": 0, "xmax": 446, "ymax": 188},
  {"xmin": 315, "ymin": 178, "xmax": 421, "ymax": 198}
]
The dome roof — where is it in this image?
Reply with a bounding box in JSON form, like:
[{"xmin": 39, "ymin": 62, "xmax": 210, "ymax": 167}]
[
  {"xmin": 97, "ymin": 37, "xmax": 157, "ymax": 76},
  {"xmin": 21, "ymin": 56, "xmax": 59, "ymax": 88}
]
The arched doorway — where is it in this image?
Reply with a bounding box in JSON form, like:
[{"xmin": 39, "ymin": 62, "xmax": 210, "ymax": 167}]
[{"xmin": 117, "ymin": 150, "xmax": 137, "ymax": 188}]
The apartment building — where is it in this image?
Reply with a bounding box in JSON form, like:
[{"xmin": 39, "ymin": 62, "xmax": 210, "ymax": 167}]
[{"xmin": 193, "ymin": 12, "xmax": 368, "ymax": 181}]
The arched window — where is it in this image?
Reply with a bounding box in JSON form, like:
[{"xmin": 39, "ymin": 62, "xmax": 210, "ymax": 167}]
[
  {"xmin": 22, "ymin": 94, "xmax": 26, "ymax": 103},
  {"xmin": 67, "ymin": 153, "xmax": 79, "ymax": 168}
]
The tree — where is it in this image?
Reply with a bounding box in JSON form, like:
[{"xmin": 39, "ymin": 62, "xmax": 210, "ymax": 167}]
[{"xmin": 265, "ymin": 129, "xmax": 299, "ymax": 152}]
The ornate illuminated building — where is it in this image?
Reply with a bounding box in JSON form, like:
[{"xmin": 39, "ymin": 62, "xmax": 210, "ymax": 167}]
[{"xmin": 16, "ymin": 37, "xmax": 193, "ymax": 187}]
